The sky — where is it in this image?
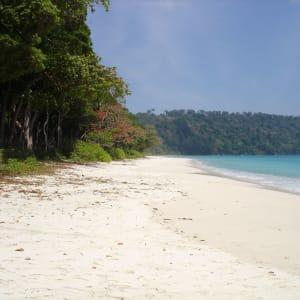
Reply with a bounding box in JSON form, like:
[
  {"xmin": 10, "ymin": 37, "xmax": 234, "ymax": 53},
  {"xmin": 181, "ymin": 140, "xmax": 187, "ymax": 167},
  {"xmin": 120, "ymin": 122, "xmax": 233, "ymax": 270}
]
[{"xmin": 87, "ymin": 0, "xmax": 300, "ymax": 115}]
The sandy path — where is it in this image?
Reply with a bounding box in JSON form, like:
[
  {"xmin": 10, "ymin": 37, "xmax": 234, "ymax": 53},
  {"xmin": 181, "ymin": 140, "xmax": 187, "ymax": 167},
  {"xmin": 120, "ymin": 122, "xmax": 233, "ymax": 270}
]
[{"xmin": 0, "ymin": 157, "xmax": 299, "ymax": 299}]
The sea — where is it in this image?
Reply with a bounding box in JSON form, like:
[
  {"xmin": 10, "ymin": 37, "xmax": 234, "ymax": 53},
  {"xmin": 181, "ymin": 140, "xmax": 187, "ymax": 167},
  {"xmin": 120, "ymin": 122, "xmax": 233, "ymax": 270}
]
[{"xmin": 187, "ymin": 155, "xmax": 300, "ymax": 195}]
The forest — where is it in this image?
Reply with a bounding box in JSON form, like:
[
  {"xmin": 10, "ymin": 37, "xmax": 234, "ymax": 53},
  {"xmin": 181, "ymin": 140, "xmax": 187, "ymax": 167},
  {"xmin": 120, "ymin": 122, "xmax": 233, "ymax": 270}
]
[
  {"xmin": 137, "ymin": 110, "xmax": 300, "ymax": 155},
  {"xmin": 0, "ymin": 0, "xmax": 158, "ymax": 169}
]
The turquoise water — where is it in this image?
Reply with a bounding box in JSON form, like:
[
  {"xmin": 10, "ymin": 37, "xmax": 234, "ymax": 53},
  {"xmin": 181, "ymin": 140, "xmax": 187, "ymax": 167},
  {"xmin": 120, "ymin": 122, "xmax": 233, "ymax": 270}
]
[{"xmin": 188, "ymin": 155, "xmax": 300, "ymax": 194}]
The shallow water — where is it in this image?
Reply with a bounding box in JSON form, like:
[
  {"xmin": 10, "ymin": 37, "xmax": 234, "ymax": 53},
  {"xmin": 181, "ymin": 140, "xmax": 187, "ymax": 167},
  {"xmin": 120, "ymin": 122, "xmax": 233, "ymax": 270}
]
[{"xmin": 187, "ymin": 155, "xmax": 300, "ymax": 194}]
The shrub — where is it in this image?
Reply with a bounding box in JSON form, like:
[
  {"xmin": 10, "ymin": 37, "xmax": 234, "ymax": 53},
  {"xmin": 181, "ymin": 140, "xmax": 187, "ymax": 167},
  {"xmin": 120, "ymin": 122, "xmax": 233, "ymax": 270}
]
[
  {"xmin": 85, "ymin": 131, "xmax": 114, "ymax": 149},
  {"xmin": 126, "ymin": 149, "xmax": 144, "ymax": 159},
  {"xmin": 70, "ymin": 140, "xmax": 112, "ymax": 163},
  {"xmin": 109, "ymin": 148, "xmax": 126, "ymax": 160}
]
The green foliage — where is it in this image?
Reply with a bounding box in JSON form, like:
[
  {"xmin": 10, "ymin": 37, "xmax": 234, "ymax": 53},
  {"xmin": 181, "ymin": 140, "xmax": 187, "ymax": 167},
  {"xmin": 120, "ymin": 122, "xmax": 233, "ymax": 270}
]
[
  {"xmin": 85, "ymin": 131, "xmax": 114, "ymax": 149},
  {"xmin": 0, "ymin": 0, "xmax": 59, "ymax": 83},
  {"xmin": 0, "ymin": 0, "xmax": 133, "ymax": 156},
  {"xmin": 0, "ymin": 0, "xmax": 154, "ymax": 164},
  {"xmin": 144, "ymin": 143, "xmax": 177, "ymax": 155},
  {"xmin": 89, "ymin": 0, "xmax": 110, "ymax": 12},
  {"xmin": 0, "ymin": 149, "xmax": 4, "ymax": 163},
  {"xmin": 70, "ymin": 140, "xmax": 111, "ymax": 162},
  {"xmin": 0, "ymin": 156, "xmax": 42, "ymax": 175},
  {"xmin": 109, "ymin": 147, "xmax": 126, "ymax": 160},
  {"xmin": 137, "ymin": 110, "xmax": 300, "ymax": 155},
  {"xmin": 0, "ymin": 148, "xmax": 34, "ymax": 161},
  {"xmin": 126, "ymin": 149, "xmax": 144, "ymax": 159},
  {"xmin": 100, "ymin": 0, "xmax": 110, "ymax": 11},
  {"xmin": 133, "ymin": 125, "xmax": 162, "ymax": 152}
]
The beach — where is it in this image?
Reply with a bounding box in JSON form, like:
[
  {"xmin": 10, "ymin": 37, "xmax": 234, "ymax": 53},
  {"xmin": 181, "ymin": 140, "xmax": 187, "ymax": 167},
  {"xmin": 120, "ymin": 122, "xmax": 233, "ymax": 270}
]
[{"xmin": 0, "ymin": 156, "xmax": 300, "ymax": 299}]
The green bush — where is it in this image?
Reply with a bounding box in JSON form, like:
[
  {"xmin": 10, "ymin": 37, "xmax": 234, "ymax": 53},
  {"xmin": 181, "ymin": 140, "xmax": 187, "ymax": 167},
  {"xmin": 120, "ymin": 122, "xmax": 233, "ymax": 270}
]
[
  {"xmin": 126, "ymin": 149, "xmax": 144, "ymax": 159},
  {"xmin": 70, "ymin": 140, "xmax": 112, "ymax": 162},
  {"xmin": 109, "ymin": 148, "xmax": 126, "ymax": 160},
  {"xmin": 85, "ymin": 131, "xmax": 114, "ymax": 149},
  {"xmin": 0, "ymin": 156, "xmax": 42, "ymax": 174}
]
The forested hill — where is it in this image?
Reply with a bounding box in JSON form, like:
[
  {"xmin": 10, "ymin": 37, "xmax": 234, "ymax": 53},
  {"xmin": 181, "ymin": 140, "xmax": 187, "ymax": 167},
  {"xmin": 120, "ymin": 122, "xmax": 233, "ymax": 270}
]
[{"xmin": 136, "ymin": 110, "xmax": 300, "ymax": 155}]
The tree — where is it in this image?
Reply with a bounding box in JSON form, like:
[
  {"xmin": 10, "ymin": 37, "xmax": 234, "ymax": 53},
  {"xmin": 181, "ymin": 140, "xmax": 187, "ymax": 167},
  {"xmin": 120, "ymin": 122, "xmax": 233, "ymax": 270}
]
[
  {"xmin": 0, "ymin": 0, "xmax": 59, "ymax": 148},
  {"xmin": 0, "ymin": 0, "xmax": 120, "ymax": 152},
  {"xmin": 0, "ymin": 0, "xmax": 159, "ymax": 158}
]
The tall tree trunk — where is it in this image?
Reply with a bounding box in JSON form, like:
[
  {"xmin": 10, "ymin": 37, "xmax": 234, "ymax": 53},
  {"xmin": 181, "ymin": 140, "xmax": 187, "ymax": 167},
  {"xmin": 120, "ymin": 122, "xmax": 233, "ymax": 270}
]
[
  {"xmin": 57, "ymin": 111, "xmax": 62, "ymax": 147},
  {"xmin": 29, "ymin": 111, "xmax": 39, "ymax": 150},
  {"xmin": 8, "ymin": 99, "xmax": 23, "ymax": 147},
  {"xmin": 43, "ymin": 111, "xmax": 49, "ymax": 151},
  {"xmin": 0, "ymin": 96, "xmax": 7, "ymax": 146},
  {"xmin": 35, "ymin": 121, "xmax": 41, "ymax": 150},
  {"xmin": 15, "ymin": 77, "xmax": 41, "ymax": 150},
  {"xmin": 23, "ymin": 102, "xmax": 32, "ymax": 151},
  {"xmin": 23, "ymin": 103, "xmax": 38, "ymax": 151},
  {"xmin": 0, "ymin": 82, "xmax": 11, "ymax": 146}
]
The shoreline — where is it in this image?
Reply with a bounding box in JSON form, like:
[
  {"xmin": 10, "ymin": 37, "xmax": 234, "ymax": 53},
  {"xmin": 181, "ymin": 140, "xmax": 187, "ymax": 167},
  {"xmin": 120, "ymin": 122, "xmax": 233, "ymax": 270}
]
[
  {"xmin": 0, "ymin": 156, "xmax": 300, "ymax": 299},
  {"xmin": 189, "ymin": 158, "xmax": 300, "ymax": 197},
  {"xmin": 153, "ymin": 156, "xmax": 300, "ymax": 275}
]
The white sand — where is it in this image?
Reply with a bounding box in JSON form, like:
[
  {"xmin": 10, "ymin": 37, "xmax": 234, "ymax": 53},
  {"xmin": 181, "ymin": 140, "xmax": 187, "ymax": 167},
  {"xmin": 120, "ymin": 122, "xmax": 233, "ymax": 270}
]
[{"xmin": 0, "ymin": 156, "xmax": 300, "ymax": 299}]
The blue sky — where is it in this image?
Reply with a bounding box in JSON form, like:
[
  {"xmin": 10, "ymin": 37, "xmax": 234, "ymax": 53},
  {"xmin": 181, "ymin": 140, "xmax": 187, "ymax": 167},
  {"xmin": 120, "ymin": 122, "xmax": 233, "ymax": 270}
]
[{"xmin": 88, "ymin": 0, "xmax": 300, "ymax": 115}]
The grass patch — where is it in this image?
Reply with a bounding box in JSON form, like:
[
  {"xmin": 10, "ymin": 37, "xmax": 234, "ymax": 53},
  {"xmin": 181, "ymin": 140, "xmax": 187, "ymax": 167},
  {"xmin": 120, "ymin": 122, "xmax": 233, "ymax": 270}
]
[{"xmin": 0, "ymin": 156, "xmax": 54, "ymax": 176}]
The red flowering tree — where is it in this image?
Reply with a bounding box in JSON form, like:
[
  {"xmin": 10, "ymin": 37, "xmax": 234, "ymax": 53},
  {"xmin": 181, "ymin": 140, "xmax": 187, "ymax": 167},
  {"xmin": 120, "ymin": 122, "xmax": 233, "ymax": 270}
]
[{"xmin": 88, "ymin": 104, "xmax": 146, "ymax": 149}]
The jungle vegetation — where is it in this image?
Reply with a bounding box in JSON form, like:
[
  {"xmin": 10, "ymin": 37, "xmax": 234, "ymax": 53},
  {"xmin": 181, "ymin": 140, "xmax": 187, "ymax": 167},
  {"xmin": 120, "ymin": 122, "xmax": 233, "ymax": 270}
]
[
  {"xmin": 136, "ymin": 110, "xmax": 300, "ymax": 155},
  {"xmin": 0, "ymin": 0, "xmax": 158, "ymax": 168}
]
